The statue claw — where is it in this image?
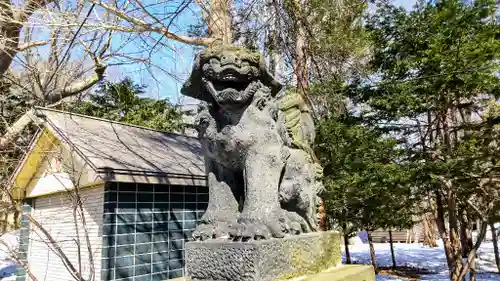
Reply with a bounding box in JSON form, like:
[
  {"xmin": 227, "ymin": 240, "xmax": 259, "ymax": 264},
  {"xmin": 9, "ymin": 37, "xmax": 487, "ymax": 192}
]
[
  {"xmin": 192, "ymin": 224, "xmax": 214, "ymax": 241},
  {"xmin": 193, "ymin": 221, "xmax": 233, "ymax": 241},
  {"xmin": 229, "ymin": 211, "xmax": 285, "ymax": 241},
  {"xmin": 289, "ymin": 221, "xmax": 303, "ymax": 235}
]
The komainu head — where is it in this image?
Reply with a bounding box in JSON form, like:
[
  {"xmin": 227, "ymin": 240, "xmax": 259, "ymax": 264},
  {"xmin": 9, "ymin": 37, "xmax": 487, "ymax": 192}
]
[{"xmin": 181, "ymin": 45, "xmax": 282, "ymax": 109}]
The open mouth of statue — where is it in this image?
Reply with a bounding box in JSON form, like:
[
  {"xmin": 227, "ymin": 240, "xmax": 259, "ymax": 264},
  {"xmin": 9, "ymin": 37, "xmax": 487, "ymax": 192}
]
[
  {"xmin": 204, "ymin": 72, "xmax": 254, "ymax": 105},
  {"xmin": 206, "ymin": 80, "xmax": 250, "ymax": 105},
  {"xmin": 210, "ymin": 79, "xmax": 250, "ymax": 93}
]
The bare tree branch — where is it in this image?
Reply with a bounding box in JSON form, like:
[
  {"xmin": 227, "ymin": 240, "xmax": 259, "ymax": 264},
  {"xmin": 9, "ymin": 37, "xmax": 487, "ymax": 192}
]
[
  {"xmin": 0, "ymin": 240, "xmax": 39, "ymax": 281},
  {"xmin": 87, "ymin": 0, "xmax": 216, "ymax": 46},
  {"xmin": 0, "ymin": 109, "xmax": 35, "ymax": 149},
  {"xmin": 0, "ymin": 0, "xmax": 56, "ymax": 77},
  {"xmin": 46, "ymin": 63, "xmax": 107, "ymax": 102},
  {"xmin": 0, "ymin": 146, "xmax": 99, "ymax": 281},
  {"xmin": 17, "ymin": 41, "xmax": 49, "ymax": 51}
]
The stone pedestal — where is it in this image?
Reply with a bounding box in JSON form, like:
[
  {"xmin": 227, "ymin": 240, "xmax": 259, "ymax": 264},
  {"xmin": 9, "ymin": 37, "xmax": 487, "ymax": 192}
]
[{"xmin": 185, "ymin": 231, "xmax": 342, "ymax": 281}]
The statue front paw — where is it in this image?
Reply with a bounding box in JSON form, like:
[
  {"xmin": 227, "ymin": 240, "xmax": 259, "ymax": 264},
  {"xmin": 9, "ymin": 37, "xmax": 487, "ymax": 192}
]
[
  {"xmin": 229, "ymin": 210, "xmax": 286, "ymax": 241},
  {"xmin": 228, "ymin": 210, "xmax": 314, "ymax": 241},
  {"xmin": 192, "ymin": 221, "xmax": 233, "ymax": 241}
]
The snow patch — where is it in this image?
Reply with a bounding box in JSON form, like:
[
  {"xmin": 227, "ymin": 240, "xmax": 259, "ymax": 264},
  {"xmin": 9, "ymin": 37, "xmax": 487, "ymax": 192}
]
[
  {"xmin": 0, "ymin": 231, "xmax": 20, "ymax": 280},
  {"xmin": 343, "ymin": 241, "xmax": 500, "ymax": 281}
]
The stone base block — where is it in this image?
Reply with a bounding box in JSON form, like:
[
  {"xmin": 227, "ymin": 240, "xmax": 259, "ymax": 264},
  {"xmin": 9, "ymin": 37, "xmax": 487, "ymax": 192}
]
[{"xmin": 185, "ymin": 231, "xmax": 341, "ymax": 281}]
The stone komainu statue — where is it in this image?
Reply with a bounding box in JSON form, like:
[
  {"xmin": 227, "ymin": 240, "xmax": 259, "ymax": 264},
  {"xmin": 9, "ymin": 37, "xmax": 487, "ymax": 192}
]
[{"xmin": 181, "ymin": 45, "xmax": 325, "ymax": 241}]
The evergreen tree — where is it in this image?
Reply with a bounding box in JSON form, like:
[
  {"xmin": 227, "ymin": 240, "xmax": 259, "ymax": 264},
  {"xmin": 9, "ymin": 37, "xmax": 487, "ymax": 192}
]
[
  {"xmin": 67, "ymin": 78, "xmax": 185, "ymax": 133},
  {"xmin": 315, "ymin": 114, "xmax": 415, "ymax": 271},
  {"xmin": 349, "ymin": 0, "xmax": 500, "ymax": 279}
]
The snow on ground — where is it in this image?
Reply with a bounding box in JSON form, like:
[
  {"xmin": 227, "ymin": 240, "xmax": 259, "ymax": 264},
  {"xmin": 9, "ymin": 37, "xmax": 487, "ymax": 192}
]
[
  {"xmin": 343, "ymin": 240, "xmax": 500, "ymax": 281},
  {"xmin": 0, "ymin": 231, "xmax": 19, "ymax": 280},
  {"xmin": 1, "ymin": 228, "xmax": 500, "ymax": 281}
]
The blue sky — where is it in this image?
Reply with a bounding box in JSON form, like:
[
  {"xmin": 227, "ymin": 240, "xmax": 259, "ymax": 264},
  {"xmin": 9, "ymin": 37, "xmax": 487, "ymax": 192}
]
[
  {"xmin": 103, "ymin": 2, "xmax": 200, "ymax": 103},
  {"xmin": 395, "ymin": 0, "xmax": 418, "ymax": 10},
  {"xmin": 111, "ymin": 0, "xmax": 418, "ymax": 104}
]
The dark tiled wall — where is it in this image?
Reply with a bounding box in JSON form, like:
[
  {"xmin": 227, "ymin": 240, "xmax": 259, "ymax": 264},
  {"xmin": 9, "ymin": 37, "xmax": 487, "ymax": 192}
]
[
  {"xmin": 16, "ymin": 199, "xmax": 33, "ymax": 281},
  {"xmin": 101, "ymin": 182, "xmax": 208, "ymax": 281}
]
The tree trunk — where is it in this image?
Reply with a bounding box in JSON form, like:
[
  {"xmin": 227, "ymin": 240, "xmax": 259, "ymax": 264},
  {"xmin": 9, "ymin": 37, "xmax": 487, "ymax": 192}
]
[
  {"xmin": 435, "ymin": 189, "xmax": 463, "ymax": 281},
  {"xmin": 295, "ymin": 18, "xmax": 308, "ymax": 97},
  {"xmin": 204, "ymin": 0, "xmax": 233, "ymax": 45},
  {"xmin": 465, "ymin": 220, "xmax": 474, "ymax": 259},
  {"xmin": 13, "ymin": 209, "xmax": 20, "ymax": 229},
  {"xmin": 0, "ymin": 212, "xmax": 7, "ymax": 233},
  {"xmin": 344, "ymin": 231, "xmax": 352, "ymax": 264},
  {"xmin": 286, "ymin": 0, "xmax": 315, "ymax": 112},
  {"xmin": 460, "ymin": 220, "xmax": 469, "ymax": 258},
  {"xmin": 490, "ymin": 223, "xmax": 500, "ymax": 273},
  {"xmin": 367, "ymin": 231, "xmax": 378, "ymax": 273},
  {"xmin": 435, "ymin": 190, "xmax": 453, "ymax": 269},
  {"xmin": 0, "ymin": 0, "xmax": 53, "ymax": 77},
  {"xmin": 447, "ymin": 192, "xmax": 463, "ymax": 281},
  {"xmin": 0, "ymin": 0, "xmax": 21, "ymax": 76},
  {"xmin": 422, "ymin": 213, "xmax": 438, "ymax": 247},
  {"xmin": 458, "ymin": 221, "xmax": 488, "ymax": 281},
  {"xmin": 0, "ymin": 24, "xmax": 21, "ymax": 77},
  {"xmin": 469, "ymin": 255, "xmax": 476, "ymax": 281},
  {"xmin": 389, "ymin": 229, "xmax": 396, "ymax": 269},
  {"xmin": 286, "ymin": 0, "xmax": 309, "ymax": 96},
  {"xmin": 341, "ymin": 210, "xmax": 351, "ymax": 264},
  {"xmin": 422, "ymin": 213, "xmax": 430, "ymax": 245},
  {"xmin": 459, "ymin": 211, "xmax": 474, "ymax": 259},
  {"xmin": 318, "ymin": 197, "xmax": 326, "ymax": 231}
]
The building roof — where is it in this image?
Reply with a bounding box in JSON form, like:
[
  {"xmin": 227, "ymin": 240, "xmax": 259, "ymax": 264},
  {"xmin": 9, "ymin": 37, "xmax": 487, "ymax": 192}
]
[
  {"xmin": 39, "ymin": 107, "xmax": 205, "ymax": 176},
  {"xmin": 10, "ymin": 107, "xmax": 206, "ymax": 199}
]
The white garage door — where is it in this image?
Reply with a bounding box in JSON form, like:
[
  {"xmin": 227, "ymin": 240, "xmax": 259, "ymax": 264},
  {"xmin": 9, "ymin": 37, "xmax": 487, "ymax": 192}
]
[{"xmin": 27, "ymin": 186, "xmax": 104, "ymax": 281}]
